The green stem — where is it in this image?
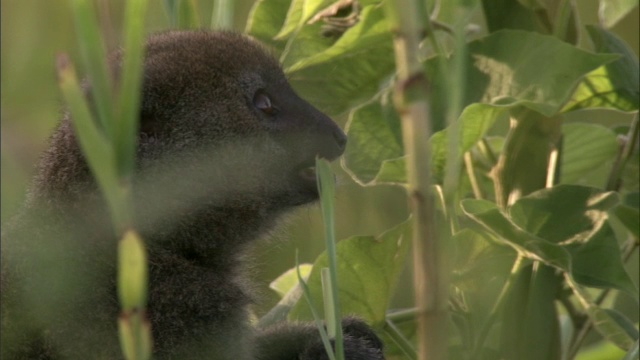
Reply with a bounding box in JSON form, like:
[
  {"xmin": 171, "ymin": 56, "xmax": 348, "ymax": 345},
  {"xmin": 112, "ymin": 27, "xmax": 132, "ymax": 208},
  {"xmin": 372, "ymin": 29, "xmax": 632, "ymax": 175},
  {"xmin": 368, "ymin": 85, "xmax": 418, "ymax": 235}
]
[
  {"xmin": 386, "ymin": 308, "xmax": 418, "ymax": 324},
  {"xmin": 385, "ymin": 0, "xmax": 445, "ymax": 358},
  {"xmin": 478, "ymin": 138, "xmax": 498, "ymax": 166},
  {"xmin": 464, "ymin": 152, "xmax": 484, "ymax": 199}
]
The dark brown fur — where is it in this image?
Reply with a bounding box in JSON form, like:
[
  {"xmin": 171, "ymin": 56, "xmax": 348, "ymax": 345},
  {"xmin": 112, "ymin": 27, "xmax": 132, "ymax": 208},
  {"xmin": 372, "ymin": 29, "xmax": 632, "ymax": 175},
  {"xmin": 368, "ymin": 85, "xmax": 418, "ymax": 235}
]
[{"xmin": 1, "ymin": 31, "xmax": 383, "ymax": 359}]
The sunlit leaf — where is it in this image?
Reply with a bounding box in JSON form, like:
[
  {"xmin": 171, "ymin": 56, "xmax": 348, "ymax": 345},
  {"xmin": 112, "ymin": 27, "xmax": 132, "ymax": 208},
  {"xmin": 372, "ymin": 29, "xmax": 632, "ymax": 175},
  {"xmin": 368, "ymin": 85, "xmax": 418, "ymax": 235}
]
[
  {"xmin": 286, "ymin": 5, "xmax": 394, "ymax": 115},
  {"xmin": 269, "ymin": 264, "xmax": 313, "ymax": 298},
  {"xmin": 467, "ymin": 30, "xmax": 617, "ymax": 115},
  {"xmin": 289, "ymin": 218, "xmax": 412, "ymax": 325},
  {"xmin": 563, "ymin": 26, "xmax": 639, "ymax": 112}
]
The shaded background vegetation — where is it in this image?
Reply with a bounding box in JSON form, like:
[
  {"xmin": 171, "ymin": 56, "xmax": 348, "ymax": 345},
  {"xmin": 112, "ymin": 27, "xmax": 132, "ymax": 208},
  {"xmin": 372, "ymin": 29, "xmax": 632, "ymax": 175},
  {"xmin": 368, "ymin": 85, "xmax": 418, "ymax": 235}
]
[{"xmin": 1, "ymin": 0, "xmax": 638, "ymax": 350}]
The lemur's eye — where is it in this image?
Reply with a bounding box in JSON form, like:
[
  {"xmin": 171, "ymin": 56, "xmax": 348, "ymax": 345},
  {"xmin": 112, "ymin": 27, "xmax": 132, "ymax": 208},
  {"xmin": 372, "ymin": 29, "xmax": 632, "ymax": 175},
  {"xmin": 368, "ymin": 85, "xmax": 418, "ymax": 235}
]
[{"xmin": 253, "ymin": 90, "xmax": 278, "ymax": 115}]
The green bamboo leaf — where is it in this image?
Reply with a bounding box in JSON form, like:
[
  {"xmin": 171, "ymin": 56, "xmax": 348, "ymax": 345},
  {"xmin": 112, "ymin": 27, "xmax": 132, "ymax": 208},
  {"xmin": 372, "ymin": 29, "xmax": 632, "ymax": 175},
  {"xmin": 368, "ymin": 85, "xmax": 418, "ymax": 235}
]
[
  {"xmin": 561, "ymin": 124, "xmax": 619, "ymax": 184},
  {"xmin": 163, "ymin": 0, "xmax": 178, "ymax": 26},
  {"xmin": 178, "ymin": 0, "xmax": 200, "ymax": 28},
  {"xmin": 598, "ymin": 0, "xmax": 639, "ymax": 28},
  {"xmin": 563, "ymin": 26, "xmax": 639, "ymax": 112},
  {"xmin": 56, "ymin": 55, "xmax": 118, "ymax": 207},
  {"xmin": 117, "ymin": 0, "xmax": 148, "ymax": 177},
  {"xmin": 289, "ymin": 218, "xmax": 412, "ymax": 325},
  {"xmin": 69, "ymin": 0, "xmax": 115, "ymax": 137},
  {"xmin": 286, "ymin": 5, "xmax": 394, "ymax": 115},
  {"xmin": 316, "ymin": 158, "xmax": 345, "ymax": 359}
]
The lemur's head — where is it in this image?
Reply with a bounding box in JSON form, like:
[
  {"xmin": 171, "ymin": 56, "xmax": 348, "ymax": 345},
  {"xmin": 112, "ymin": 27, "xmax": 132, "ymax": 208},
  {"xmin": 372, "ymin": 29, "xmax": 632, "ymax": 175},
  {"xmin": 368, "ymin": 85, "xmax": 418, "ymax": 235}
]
[{"xmin": 132, "ymin": 31, "xmax": 346, "ymax": 211}]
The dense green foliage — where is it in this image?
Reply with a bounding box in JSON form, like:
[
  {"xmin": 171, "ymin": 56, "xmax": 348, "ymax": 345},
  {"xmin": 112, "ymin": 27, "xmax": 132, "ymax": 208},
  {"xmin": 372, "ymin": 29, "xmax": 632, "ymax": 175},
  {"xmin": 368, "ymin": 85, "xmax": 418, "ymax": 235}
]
[
  {"xmin": 1, "ymin": 0, "xmax": 638, "ymax": 359},
  {"xmin": 245, "ymin": 1, "xmax": 639, "ymax": 359}
]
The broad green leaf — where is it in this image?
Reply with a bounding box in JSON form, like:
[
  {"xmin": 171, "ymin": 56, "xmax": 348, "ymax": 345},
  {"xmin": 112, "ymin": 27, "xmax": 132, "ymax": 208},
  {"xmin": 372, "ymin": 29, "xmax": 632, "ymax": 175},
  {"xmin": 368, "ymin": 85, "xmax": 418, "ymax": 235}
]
[
  {"xmin": 342, "ymin": 96, "xmax": 402, "ymax": 185},
  {"xmin": 343, "ymin": 101, "xmax": 505, "ymax": 185},
  {"xmin": 269, "ymin": 264, "xmax": 313, "ymax": 298},
  {"xmin": 286, "ymin": 5, "xmax": 394, "ymax": 116},
  {"xmin": 246, "ymin": 0, "xmax": 292, "ymax": 51},
  {"xmin": 563, "ymin": 26, "xmax": 639, "ymax": 112},
  {"xmin": 431, "ymin": 104, "xmax": 506, "ymax": 182},
  {"xmin": 612, "ymin": 192, "xmax": 640, "ymax": 238},
  {"xmin": 604, "ymin": 309, "xmax": 640, "ymax": 341},
  {"xmin": 426, "ymin": 30, "xmax": 618, "ymax": 118},
  {"xmin": 289, "ymin": 218, "xmax": 412, "ymax": 325},
  {"xmin": 450, "ymin": 228, "xmax": 516, "ymax": 293},
  {"xmin": 598, "ymin": 0, "xmax": 639, "ymax": 28},
  {"xmin": 500, "ymin": 264, "xmax": 562, "ymax": 360},
  {"xmin": 561, "ymin": 124, "xmax": 618, "ymax": 184},
  {"xmin": 279, "ymin": 21, "xmax": 336, "ymax": 69},
  {"xmin": 565, "ymin": 221, "xmax": 637, "ymax": 295},
  {"xmin": 508, "ymin": 185, "xmax": 619, "ymax": 244},
  {"xmin": 273, "ymin": 0, "xmax": 305, "ymax": 40},
  {"xmin": 506, "ymin": 185, "xmax": 635, "ymax": 294},
  {"xmin": 344, "ymin": 30, "xmax": 615, "ymax": 186},
  {"xmin": 461, "ymin": 199, "xmax": 571, "ymax": 270},
  {"xmin": 587, "ymin": 305, "xmax": 638, "ymax": 351},
  {"xmin": 374, "ymin": 157, "xmax": 407, "ymax": 185}
]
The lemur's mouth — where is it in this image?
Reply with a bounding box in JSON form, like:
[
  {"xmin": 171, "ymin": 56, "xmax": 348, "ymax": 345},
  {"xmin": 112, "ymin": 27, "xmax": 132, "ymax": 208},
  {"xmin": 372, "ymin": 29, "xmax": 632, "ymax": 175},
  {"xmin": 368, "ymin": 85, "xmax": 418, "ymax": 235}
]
[{"xmin": 298, "ymin": 166, "xmax": 317, "ymax": 183}]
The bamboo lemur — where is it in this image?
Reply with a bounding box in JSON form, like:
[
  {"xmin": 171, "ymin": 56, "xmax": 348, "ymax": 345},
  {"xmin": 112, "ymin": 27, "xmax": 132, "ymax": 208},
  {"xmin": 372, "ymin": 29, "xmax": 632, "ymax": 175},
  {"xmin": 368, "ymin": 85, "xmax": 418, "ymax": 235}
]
[{"xmin": 0, "ymin": 31, "xmax": 384, "ymax": 359}]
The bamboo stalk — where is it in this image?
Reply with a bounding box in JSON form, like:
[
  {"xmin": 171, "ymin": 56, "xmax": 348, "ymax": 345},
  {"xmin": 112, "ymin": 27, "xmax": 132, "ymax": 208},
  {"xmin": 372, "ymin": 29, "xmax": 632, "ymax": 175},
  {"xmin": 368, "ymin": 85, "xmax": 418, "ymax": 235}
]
[{"xmin": 384, "ymin": 1, "xmax": 446, "ymax": 359}]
